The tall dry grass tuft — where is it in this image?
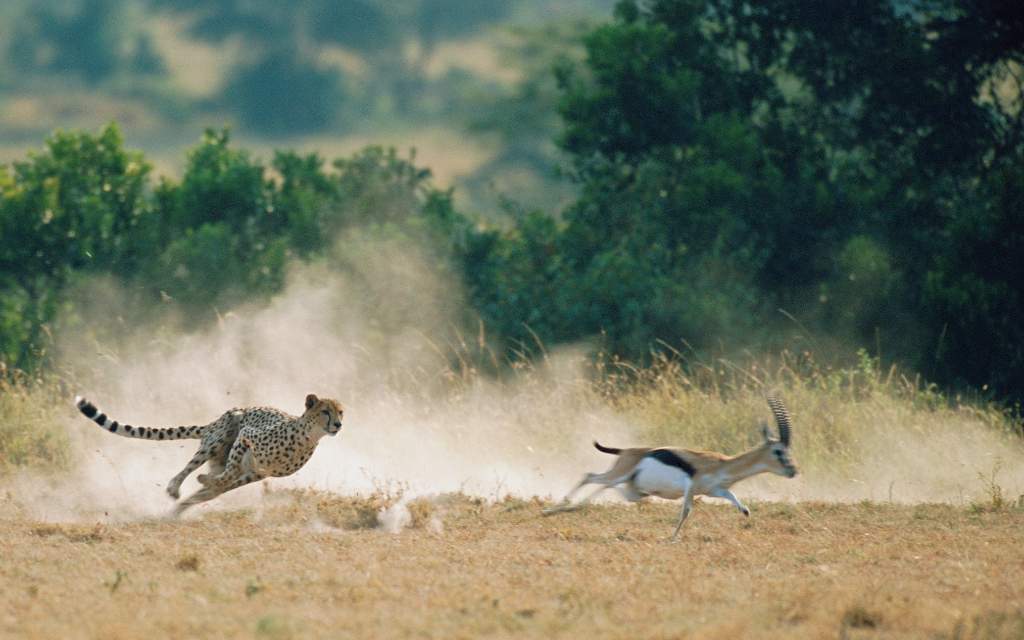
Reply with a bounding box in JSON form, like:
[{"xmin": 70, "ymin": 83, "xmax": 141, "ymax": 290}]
[
  {"xmin": 0, "ymin": 369, "xmax": 73, "ymax": 475},
  {"xmin": 607, "ymin": 348, "xmax": 1004, "ymax": 454},
  {"xmin": 2, "ymin": 334, "xmax": 1022, "ymax": 505}
]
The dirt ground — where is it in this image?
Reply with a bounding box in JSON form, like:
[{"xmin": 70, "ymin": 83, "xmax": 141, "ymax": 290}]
[{"xmin": 1, "ymin": 491, "xmax": 1022, "ymax": 639}]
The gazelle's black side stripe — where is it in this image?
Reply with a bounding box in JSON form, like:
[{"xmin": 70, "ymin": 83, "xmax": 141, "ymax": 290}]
[{"xmin": 647, "ymin": 449, "xmax": 696, "ymax": 477}]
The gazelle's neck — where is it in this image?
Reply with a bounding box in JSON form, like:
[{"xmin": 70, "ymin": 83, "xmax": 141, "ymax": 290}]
[{"xmin": 715, "ymin": 446, "xmax": 772, "ymax": 488}]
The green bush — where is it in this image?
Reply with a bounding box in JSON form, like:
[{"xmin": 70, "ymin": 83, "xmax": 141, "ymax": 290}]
[
  {"xmin": 0, "ymin": 0, "xmax": 1021, "ymax": 406},
  {"xmin": 0, "ymin": 123, "xmax": 473, "ymax": 373}
]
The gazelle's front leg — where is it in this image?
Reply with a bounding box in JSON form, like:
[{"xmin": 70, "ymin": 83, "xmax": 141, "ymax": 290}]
[
  {"xmin": 669, "ymin": 486, "xmax": 695, "ymax": 542},
  {"xmin": 710, "ymin": 488, "xmax": 749, "ymax": 517}
]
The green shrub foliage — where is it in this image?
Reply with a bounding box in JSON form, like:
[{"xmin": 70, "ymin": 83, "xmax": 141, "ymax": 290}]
[{"xmin": 1, "ymin": 0, "xmax": 1022, "ymax": 403}]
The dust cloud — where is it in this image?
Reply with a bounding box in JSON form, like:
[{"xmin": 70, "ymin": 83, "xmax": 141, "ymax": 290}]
[
  {"xmin": 19, "ymin": 232, "xmax": 634, "ymax": 521},
  {"xmin": 6, "ymin": 232, "xmax": 1023, "ymax": 522}
]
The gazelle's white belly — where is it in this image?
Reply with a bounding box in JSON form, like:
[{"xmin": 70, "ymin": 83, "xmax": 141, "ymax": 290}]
[{"xmin": 631, "ymin": 457, "xmax": 693, "ymax": 500}]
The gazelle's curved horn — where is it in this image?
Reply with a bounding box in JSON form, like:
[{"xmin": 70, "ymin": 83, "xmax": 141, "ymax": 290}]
[{"xmin": 765, "ymin": 394, "xmax": 792, "ymax": 447}]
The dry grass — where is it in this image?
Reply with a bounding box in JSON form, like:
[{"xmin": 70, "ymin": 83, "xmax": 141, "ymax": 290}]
[
  {"xmin": 0, "ymin": 374, "xmax": 71, "ymax": 475},
  {"xmin": 3, "ymin": 349, "xmax": 1023, "ymax": 637},
  {"xmin": 602, "ymin": 349, "xmax": 1020, "ymax": 462},
  {"xmin": 4, "ymin": 348, "xmax": 1023, "ymax": 502},
  {"xmin": 1, "ymin": 490, "xmax": 1022, "ymax": 639}
]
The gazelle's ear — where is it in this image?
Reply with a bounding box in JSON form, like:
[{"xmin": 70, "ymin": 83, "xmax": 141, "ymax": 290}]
[
  {"xmin": 761, "ymin": 422, "xmax": 772, "ymax": 443},
  {"xmin": 305, "ymin": 394, "xmax": 319, "ymax": 410}
]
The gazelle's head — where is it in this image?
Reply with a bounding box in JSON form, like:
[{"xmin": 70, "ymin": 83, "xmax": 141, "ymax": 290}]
[
  {"xmin": 758, "ymin": 395, "xmax": 797, "ymax": 478},
  {"xmin": 304, "ymin": 393, "xmax": 345, "ymax": 436}
]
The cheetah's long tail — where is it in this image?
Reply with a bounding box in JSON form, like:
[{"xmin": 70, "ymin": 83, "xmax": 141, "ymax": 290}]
[{"xmin": 74, "ymin": 396, "xmax": 205, "ymax": 440}]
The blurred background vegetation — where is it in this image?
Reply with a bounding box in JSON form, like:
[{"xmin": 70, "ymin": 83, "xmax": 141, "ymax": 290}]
[{"xmin": 0, "ymin": 0, "xmax": 1022, "ymax": 407}]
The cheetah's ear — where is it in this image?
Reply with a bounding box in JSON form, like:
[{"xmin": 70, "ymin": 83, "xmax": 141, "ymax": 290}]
[{"xmin": 305, "ymin": 394, "xmax": 319, "ymax": 410}]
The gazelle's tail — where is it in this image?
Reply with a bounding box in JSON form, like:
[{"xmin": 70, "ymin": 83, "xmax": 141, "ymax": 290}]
[{"xmin": 593, "ymin": 441, "xmax": 622, "ymax": 455}]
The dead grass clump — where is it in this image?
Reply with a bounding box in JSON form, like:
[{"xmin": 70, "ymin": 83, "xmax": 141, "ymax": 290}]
[
  {"xmin": 255, "ymin": 614, "xmax": 299, "ymax": 639},
  {"xmin": 30, "ymin": 524, "xmax": 62, "ymax": 537},
  {"xmin": 498, "ymin": 495, "xmax": 541, "ymax": 512},
  {"xmin": 968, "ymin": 461, "xmax": 1022, "ymax": 514},
  {"xmin": 314, "ymin": 492, "xmax": 395, "ymax": 530},
  {"xmin": 31, "ymin": 522, "xmax": 109, "ymax": 543},
  {"xmin": 175, "ymin": 554, "xmax": 200, "ymax": 571},
  {"xmin": 245, "ymin": 577, "xmax": 265, "ymax": 598},
  {"xmin": 841, "ymin": 605, "xmax": 882, "ymax": 630},
  {"xmin": 942, "ymin": 610, "xmax": 1024, "ymax": 640},
  {"xmin": 104, "ymin": 570, "xmax": 127, "ymax": 594},
  {"xmin": 406, "ymin": 497, "xmax": 436, "ymax": 529}
]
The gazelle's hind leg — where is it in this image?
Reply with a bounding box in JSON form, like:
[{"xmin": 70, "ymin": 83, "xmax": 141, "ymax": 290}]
[
  {"xmin": 617, "ymin": 475, "xmax": 646, "ymax": 502},
  {"xmin": 543, "ymin": 473, "xmax": 595, "ymax": 513},
  {"xmin": 543, "ymin": 470, "xmax": 633, "ymax": 515}
]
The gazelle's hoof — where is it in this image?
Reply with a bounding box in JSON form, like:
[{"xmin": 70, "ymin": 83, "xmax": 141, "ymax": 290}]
[
  {"xmin": 542, "ymin": 502, "xmax": 578, "ymax": 516},
  {"xmin": 741, "ymin": 507, "xmax": 750, "ymax": 517}
]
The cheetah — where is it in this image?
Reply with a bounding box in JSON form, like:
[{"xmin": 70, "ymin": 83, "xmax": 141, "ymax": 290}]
[{"xmin": 74, "ymin": 393, "xmax": 345, "ymax": 515}]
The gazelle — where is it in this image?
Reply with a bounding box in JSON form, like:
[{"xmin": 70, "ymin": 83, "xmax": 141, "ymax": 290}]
[{"xmin": 545, "ymin": 394, "xmax": 798, "ymax": 540}]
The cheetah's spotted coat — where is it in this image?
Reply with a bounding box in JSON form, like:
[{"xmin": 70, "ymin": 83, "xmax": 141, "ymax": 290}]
[{"xmin": 74, "ymin": 393, "xmax": 344, "ymax": 515}]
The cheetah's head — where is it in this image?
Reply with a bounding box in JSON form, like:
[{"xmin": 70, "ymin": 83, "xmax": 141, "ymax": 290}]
[{"xmin": 305, "ymin": 393, "xmax": 344, "ymax": 436}]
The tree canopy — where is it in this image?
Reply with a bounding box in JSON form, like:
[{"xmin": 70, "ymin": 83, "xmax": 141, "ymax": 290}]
[{"xmin": 1, "ymin": 0, "xmax": 1021, "ymax": 403}]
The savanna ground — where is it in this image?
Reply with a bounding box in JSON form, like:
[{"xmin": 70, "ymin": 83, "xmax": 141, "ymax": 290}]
[
  {"xmin": 1, "ymin": 490, "xmax": 1023, "ymax": 640},
  {"xmin": 3, "ymin": 354, "xmax": 1024, "ymax": 639}
]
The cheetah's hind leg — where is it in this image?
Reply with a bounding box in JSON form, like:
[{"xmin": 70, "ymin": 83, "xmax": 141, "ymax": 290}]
[
  {"xmin": 196, "ymin": 411, "xmax": 242, "ymax": 487},
  {"xmin": 174, "ymin": 433, "xmax": 257, "ymax": 516},
  {"xmin": 196, "ymin": 448, "xmax": 229, "ymax": 486},
  {"xmin": 166, "ymin": 445, "xmax": 214, "ymax": 499},
  {"xmin": 173, "ymin": 471, "xmax": 263, "ymax": 517}
]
